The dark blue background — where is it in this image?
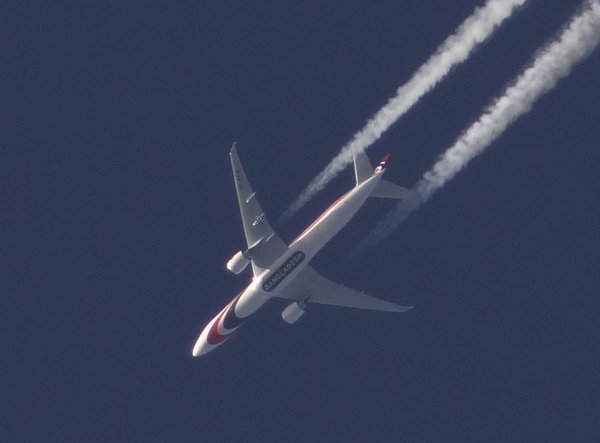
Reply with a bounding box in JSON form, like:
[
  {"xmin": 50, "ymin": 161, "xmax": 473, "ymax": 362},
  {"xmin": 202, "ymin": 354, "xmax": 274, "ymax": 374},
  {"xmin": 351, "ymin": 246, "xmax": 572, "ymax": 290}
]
[{"xmin": 4, "ymin": 1, "xmax": 599, "ymax": 441}]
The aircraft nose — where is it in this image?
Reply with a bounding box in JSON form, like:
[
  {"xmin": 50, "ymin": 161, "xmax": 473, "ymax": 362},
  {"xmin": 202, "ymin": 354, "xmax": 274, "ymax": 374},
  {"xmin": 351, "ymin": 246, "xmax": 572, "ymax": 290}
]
[
  {"xmin": 192, "ymin": 337, "xmax": 210, "ymax": 357},
  {"xmin": 191, "ymin": 301, "xmax": 242, "ymax": 357}
]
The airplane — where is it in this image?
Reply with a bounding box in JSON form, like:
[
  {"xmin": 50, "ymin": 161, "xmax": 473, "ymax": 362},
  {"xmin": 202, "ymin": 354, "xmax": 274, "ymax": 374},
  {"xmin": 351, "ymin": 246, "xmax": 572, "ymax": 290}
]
[{"xmin": 192, "ymin": 143, "xmax": 414, "ymax": 357}]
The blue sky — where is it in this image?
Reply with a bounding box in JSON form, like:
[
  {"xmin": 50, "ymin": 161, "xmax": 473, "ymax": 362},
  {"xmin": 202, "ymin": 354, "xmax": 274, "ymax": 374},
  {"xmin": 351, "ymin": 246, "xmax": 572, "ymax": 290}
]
[{"xmin": 4, "ymin": 1, "xmax": 599, "ymax": 441}]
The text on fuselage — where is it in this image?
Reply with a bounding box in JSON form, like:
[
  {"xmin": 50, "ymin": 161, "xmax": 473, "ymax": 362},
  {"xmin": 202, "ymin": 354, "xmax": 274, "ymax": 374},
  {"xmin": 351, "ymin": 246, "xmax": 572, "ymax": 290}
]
[{"xmin": 262, "ymin": 251, "xmax": 305, "ymax": 292}]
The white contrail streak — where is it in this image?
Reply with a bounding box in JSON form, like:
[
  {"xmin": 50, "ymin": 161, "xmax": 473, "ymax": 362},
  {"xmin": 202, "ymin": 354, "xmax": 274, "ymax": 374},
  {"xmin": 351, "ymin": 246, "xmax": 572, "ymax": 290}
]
[
  {"xmin": 281, "ymin": 0, "xmax": 527, "ymax": 221},
  {"xmin": 356, "ymin": 0, "xmax": 600, "ymax": 253}
]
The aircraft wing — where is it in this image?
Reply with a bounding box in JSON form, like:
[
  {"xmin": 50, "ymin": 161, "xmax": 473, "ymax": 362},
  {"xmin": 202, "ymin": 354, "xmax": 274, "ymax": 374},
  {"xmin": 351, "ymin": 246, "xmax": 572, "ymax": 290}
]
[
  {"xmin": 278, "ymin": 265, "xmax": 413, "ymax": 313},
  {"xmin": 230, "ymin": 143, "xmax": 288, "ymax": 275}
]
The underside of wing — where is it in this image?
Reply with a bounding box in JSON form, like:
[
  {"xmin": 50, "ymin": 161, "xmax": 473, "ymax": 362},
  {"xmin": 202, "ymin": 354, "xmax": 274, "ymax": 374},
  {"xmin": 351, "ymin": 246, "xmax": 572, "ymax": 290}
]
[
  {"xmin": 278, "ymin": 266, "xmax": 413, "ymax": 313},
  {"xmin": 230, "ymin": 143, "xmax": 288, "ymax": 274}
]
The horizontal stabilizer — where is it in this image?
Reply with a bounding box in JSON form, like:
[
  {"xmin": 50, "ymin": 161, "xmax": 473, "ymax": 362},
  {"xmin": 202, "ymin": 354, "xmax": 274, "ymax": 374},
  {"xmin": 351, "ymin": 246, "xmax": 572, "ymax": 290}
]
[{"xmin": 372, "ymin": 180, "xmax": 414, "ymax": 200}]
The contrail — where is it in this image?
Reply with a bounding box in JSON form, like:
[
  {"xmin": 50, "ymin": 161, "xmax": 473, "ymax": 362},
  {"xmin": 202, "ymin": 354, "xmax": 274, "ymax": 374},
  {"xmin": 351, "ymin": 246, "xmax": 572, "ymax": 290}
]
[
  {"xmin": 281, "ymin": 0, "xmax": 527, "ymax": 221},
  {"xmin": 355, "ymin": 0, "xmax": 600, "ymax": 254}
]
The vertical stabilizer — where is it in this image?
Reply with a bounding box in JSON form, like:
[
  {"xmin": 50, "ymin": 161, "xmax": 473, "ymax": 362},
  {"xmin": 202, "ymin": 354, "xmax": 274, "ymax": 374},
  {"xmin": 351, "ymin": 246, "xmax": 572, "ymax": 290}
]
[{"xmin": 353, "ymin": 150, "xmax": 373, "ymax": 185}]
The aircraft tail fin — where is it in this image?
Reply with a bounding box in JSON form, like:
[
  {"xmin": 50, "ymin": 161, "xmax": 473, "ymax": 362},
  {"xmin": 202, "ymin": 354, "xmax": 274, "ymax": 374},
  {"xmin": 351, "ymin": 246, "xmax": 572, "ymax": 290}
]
[
  {"xmin": 353, "ymin": 150, "xmax": 414, "ymax": 200},
  {"xmin": 353, "ymin": 150, "xmax": 373, "ymax": 185}
]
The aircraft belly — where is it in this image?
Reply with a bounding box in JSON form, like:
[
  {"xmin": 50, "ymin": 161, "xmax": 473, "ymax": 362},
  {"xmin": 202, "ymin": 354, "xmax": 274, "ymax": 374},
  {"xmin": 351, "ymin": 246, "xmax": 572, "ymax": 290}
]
[
  {"xmin": 234, "ymin": 253, "xmax": 310, "ymax": 318},
  {"xmin": 296, "ymin": 180, "xmax": 377, "ymax": 254},
  {"xmin": 234, "ymin": 286, "xmax": 268, "ymax": 319}
]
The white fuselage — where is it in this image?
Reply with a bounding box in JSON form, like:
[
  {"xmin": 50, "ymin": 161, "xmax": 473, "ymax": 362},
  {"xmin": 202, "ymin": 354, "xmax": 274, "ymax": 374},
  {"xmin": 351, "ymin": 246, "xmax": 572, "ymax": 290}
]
[{"xmin": 192, "ymin": 170, "xmax": 384, "ymax": 356}]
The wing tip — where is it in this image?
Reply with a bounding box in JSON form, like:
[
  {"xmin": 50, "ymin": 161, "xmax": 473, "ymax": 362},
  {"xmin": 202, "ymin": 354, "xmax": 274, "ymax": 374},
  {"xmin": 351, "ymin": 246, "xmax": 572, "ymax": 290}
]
[{"xmin": 390, "ymin": 304, "xmax": 414, "ymax": 313}]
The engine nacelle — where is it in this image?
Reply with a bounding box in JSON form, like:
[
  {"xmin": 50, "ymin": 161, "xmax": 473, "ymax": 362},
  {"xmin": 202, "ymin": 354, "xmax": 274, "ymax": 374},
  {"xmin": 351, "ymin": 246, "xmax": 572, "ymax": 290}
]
[
  {"xmin": 281, "ymin": 300, "xmax": 306, "ymax": 324},
  {"xmin": 226, "ymin": 251, "xmax": 250, "ymax": 274}
]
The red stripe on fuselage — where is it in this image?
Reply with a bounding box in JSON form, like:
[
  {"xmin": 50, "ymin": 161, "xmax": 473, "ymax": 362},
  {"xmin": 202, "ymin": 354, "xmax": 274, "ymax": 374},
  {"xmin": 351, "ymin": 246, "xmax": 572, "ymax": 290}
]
[
  {"xmin": 205, "ymin": 292, "xmax": 245, "ymax": 346},
  {"xmin": 290, "ymin": 188, "xmax": 353, "ymax": 245},
  {"xmin": 206, "ymin": 310, "xmax": 231, "ymax": 345}
]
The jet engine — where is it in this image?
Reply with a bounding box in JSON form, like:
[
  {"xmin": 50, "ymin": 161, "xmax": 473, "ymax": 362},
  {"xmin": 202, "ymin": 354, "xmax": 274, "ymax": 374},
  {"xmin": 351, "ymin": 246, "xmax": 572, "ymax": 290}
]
[
  {"xmin": 226, "ymin": 251, "xmax": 250, "ymax": 274},
  {"xmin": 281, "ymin": 300, "xmax": 306, "ymax": 324}
]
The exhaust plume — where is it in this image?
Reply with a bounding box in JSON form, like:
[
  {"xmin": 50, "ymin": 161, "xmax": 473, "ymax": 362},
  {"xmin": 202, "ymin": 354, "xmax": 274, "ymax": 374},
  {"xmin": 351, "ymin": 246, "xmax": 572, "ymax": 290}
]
[
  {"xmin": 356, "ymin": 0, "xmax": 600, "ymax": 253},
  {"xmin": 281, "ymin": 0, "xmax": 527, "ymax": 221}
]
